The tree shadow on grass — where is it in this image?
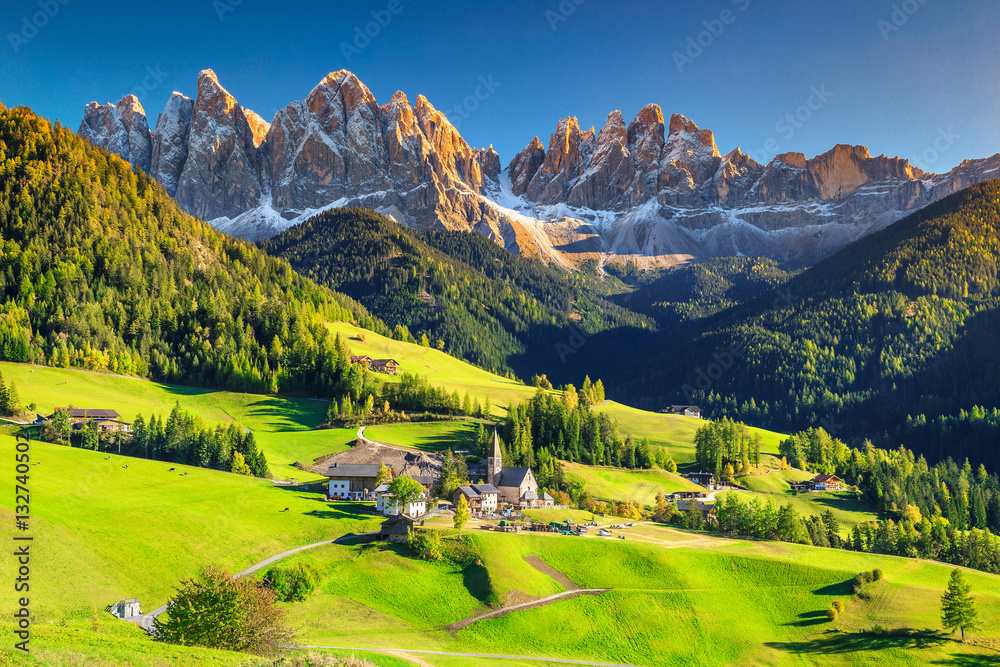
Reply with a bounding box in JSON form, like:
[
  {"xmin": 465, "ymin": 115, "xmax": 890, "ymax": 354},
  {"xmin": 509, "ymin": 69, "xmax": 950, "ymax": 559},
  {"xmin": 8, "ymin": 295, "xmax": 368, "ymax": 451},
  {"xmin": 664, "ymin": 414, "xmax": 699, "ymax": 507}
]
[
  {"xmin": 766, "ymin": 629, "xmax": 947, "ymax": 654},
  {"xmin": 813, "ymin": 578, "xmax": 856, "ymax": 596},
  {"xmin": 785, "ymin": 610, "xmax": 832, "ymax": 627},
  {"xmin": 930, "ymin": 652, "xmax": 1000, "ymax": 665},
  {"xmin": 462, "ymin": 561, "xmax": 493, "ymax": 605}
]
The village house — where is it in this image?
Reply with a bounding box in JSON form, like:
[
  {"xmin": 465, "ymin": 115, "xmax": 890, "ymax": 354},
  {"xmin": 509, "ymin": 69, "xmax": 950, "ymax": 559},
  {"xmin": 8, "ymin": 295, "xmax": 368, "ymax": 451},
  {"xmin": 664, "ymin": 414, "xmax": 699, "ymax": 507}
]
[
  {"xmin": 370, "ymin": 359, "xmax": 400, "ymax": 375},
  {"xmin": 374, "ymin": 483, "xmax": 428, "ymax": 518},
  {"xmin": 325, "ymin": 463, "xmax": 391, "ymax": 500},
  {"xmin": 453, "ymin": 484, "xmax": 500, "ymax": 513},
  {"xmin": 661, "ymin": 405, "xmax": 703, "ymax": 419},
  {"xmin": 676, "ymin": 498, "xmax": 718, "ymax": 522}
]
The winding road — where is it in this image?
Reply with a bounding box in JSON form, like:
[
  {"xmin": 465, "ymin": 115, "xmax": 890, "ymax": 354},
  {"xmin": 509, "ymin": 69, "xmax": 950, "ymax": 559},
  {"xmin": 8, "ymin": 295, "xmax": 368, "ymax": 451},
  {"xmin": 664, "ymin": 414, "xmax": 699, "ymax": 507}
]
[{"xmin": 127, "ymin": 532, "xmax": 375, "ymax": 633}]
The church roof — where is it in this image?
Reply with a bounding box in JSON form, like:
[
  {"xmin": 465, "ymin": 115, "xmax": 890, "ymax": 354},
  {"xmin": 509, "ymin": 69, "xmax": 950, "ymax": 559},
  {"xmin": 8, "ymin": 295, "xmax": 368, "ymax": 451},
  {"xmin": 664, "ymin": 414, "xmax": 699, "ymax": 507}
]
[{"xmin": 497, "ymin": 467, "xmax": 532, "ymax": 488}]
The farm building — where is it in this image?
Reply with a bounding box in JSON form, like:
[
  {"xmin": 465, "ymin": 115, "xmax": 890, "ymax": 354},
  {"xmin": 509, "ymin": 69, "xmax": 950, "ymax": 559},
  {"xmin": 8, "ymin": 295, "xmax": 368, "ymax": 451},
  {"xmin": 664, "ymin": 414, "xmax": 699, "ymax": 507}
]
[
  {"xmin": 682, "ymin": 472, "xmax": 718, "ymax": 489},
  {"xmin": 453, "ymin": 484, "xmax": 500, "ymax": 512},
  {"xmin": 676, "ymin": 499, "xmax": 717, "ymax": 521},
  {"xmin": 325, "ymin": 463, "xmax": 388, "ymax": 500},
  {"xmin": 370, "ymin": 359, "xmax": 400, "ymax": 375},
  {"xmin": 109, "ymin": 599, "xmax": 141, "ymax": 618},
  {"xmin": 52, "ymin": 408, "xmax": 132, "ymax": 433},
  {"xmin": 380, "ymin": 514, "xmax": 422, "ymax": 541},
  {"xmin": 374, "ymin": 483, "xmax": 428, "ymax": 518},
  {"xmin": 661, "ymin": 405, "xmax": 703, "ymax": 419},
  {"xmin": 350, "ymin": 355, "xmax": 373, "ymax": 368}
]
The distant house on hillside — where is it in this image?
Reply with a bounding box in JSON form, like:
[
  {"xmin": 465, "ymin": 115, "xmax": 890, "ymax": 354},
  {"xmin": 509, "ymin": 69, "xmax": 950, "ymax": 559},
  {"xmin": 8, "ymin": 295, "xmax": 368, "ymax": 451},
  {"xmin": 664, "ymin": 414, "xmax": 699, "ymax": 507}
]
[
  {"xmin": 350, "ymin": 355, "xmax": 373, "ymax": 368},
  {"xmin": 51, "ymin": 408, "xmax": 131, "ymax": 434},
  {"xmin": 370, "ymin": 359, "xmax": 399, "ymax": 375},
  {"xmin": 807, "ymin": 474, "xmax": 843, "ymax": 492},
  {"xmin": 326, "ymin": 463, "xmax": 391, "ymax": 500},
  {"xmin": 660, "ymin": 405, "xmax": 703, "ymax": 419}
]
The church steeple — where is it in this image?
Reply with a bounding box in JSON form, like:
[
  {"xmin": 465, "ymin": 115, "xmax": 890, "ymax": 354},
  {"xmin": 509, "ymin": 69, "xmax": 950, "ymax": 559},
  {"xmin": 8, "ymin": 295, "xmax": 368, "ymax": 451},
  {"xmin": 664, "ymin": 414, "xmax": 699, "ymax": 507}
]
[{"xmin": 487, "ymin": 429, "xmax": 503, "ymax": 486}]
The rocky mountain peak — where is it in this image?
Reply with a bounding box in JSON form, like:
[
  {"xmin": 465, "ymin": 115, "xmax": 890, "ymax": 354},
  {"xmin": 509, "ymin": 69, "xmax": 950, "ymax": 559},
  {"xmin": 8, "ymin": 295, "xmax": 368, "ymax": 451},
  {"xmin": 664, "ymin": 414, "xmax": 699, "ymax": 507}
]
[{"xmin": 78, "ymin": 95, "xmax": 153, "ymax": 174}]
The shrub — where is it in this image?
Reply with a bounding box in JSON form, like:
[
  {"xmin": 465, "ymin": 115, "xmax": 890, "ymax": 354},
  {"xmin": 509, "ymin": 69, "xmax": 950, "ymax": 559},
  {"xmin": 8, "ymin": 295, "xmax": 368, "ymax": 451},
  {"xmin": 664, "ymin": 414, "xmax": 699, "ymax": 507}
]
[
  {"xmin": 155, "ymin": 565, "xmax": 294, "ymax": 656},
  {"xmin": 407, "ymin": 527, "xmax": 443, "ymax": 561},
  {"xmin": 262, "ymin": 563, "xmax": 320, "ymax": 602},
  {"xmin": 826, "ymin": 606, "xmax": 839, "ymax": 621},
  {"xmin": 832, "ymin": 600, "xmax": 845, "ymax": 614},
  {"xmin": 872, "ymin": 568, "xmax": 883, "ymax": 581}
]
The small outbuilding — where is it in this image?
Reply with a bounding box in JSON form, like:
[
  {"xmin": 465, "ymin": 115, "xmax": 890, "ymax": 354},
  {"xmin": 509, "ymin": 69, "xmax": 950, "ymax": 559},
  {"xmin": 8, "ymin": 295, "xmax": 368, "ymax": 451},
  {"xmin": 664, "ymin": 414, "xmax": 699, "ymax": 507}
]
[{"xmin": 380, "ymin": 514, "xmax": 422, "ymax": 541}]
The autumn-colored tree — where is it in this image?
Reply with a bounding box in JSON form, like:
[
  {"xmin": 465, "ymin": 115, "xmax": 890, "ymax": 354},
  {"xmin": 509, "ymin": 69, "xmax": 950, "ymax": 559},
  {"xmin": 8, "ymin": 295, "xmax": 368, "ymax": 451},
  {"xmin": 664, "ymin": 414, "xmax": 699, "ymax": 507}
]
[{"xmin": 454, "ymin": 494, "xmax": 470, "ymax": 538}]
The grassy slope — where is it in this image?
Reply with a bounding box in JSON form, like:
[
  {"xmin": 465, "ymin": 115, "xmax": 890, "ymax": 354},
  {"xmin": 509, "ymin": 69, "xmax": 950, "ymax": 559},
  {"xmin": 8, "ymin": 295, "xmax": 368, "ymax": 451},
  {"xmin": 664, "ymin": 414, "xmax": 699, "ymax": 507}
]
[
  {"xmin": 2, "ymin": 439, "xmax": 998, "ymax": 666},
  {"xmin": 0, "ymin": 437, "xmax": 382, "ymax": 621},
  {"xmin": 276, "ymin": 528, "xmax": 1000, "ymax": 667},
  {"xmin": 363, "ymin": 421, "xmax": 481, "ymax": 453},
  {"xmin": 327, "ymin": 321, "xmax": 542, "ymax": 413},
  {"xmin": 561, "ymin": 462, "xmax": 703, "ymax": 505},
  {"xmin": 0, "ymin": 362, "xmax": 354, "ymax": 479},
  {"xmin": 329, "ymin": 321, "xmax": 785, "ymax": 466}
]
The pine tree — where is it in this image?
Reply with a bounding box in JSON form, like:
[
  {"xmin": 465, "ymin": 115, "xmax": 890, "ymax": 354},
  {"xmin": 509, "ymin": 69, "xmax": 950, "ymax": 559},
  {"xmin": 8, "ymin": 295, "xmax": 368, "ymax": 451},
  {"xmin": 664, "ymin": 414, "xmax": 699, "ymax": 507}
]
[{"xmin": 941, "ymin": 568, "xmax": 979, "ymax": 641}]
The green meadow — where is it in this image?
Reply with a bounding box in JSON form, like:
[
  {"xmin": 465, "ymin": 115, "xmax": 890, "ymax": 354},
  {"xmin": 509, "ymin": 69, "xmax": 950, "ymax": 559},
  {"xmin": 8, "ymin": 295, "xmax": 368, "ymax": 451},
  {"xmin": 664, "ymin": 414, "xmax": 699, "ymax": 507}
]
[
  {"xmin": 560, "ymin": 461, "xmax": 702, "ymax": 505},
  {"xmin": 3, "ymin": 437, "xmax": 1000, "ymax": 666}
]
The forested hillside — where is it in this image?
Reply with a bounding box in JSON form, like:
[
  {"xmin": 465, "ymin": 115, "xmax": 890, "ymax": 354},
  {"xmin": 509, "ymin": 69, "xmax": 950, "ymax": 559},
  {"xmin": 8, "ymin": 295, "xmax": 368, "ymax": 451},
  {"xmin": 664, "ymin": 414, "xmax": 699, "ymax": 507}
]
[
  {"xmin": 612, "ymin": 180, "xmax": 1000, "ymax": 467},
  {"xmin": 0, "ymin": 104, "xmax": 379, "ymax": 396},
  {"xmin": 259, "ymin": 207, "xmax": 655, "ymax": 379},
  {"xmin": 611, "ymin": 256, "xmax": 798, "ymax": 325}
]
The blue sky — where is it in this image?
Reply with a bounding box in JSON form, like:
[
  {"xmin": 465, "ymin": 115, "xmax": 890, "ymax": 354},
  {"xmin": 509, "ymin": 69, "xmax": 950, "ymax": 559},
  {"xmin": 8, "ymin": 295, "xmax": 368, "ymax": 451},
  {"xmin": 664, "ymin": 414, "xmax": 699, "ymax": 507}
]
[{"xmin": 2, "ymin": 0, "xmax": 997, "ymax": 172}]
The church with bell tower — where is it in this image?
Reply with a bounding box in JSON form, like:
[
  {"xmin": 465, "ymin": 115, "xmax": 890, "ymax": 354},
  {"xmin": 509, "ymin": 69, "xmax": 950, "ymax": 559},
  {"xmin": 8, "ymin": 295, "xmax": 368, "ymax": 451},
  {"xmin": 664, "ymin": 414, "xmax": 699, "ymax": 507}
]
[{"xmin": 486, "ymin": 429, "xmax": 552, "ymax": 507}]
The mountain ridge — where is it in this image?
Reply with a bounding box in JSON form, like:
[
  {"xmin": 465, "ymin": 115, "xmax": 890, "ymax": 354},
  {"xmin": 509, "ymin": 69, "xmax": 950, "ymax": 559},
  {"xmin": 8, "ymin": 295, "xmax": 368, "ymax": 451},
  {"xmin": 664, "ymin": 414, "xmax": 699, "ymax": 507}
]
[{"xmin": 79, "ymin": 69, "xmax": 1000, "ymax": 268}]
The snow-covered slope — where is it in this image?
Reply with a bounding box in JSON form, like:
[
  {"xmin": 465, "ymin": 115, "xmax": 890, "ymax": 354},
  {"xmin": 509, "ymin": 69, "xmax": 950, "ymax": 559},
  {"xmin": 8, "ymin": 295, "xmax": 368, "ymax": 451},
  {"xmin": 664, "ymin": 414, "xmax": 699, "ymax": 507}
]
[{"xmin": 79, "ymin": 70, "xmax": 1000, "ymax": 268}]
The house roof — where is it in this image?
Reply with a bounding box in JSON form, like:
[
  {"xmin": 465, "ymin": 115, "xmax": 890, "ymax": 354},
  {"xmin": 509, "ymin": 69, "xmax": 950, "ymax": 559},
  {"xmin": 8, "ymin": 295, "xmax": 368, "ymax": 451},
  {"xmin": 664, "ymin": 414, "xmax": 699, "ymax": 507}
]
[
  {"xmin": 811, "ymin": 474, "xmax": 842, "ymax": 483},
  {"xmin": 370, "ymin": 358, "xmax": 398, "ymax": 365},
  {"xmin": 381, "ymin": 514, "xmax": 418, "ymax": 527},
  {"xmin": 53, "ymin": 408, "xmax": 121, "ymax": 419},
  {"xmin": 325, "ymin": 463, "xmax": 383, "ymax": 478},
  {"xmin": 455, "ymin": 485, "xmax": 480, "ymax": 498},
  {"xmin": 523, "ymin": 488, "xmax": 538, "ymax": 501},
  {"xmin": 541, "ymin": 491, "xmax": 554, "ymax": 501},
  {"xmin": 374, "ymin": 483, "xmax": 391, "ymax": 494},
  {"xmin": 670, "ymin": 405, "xmax": 702, "ymax": 411},
  {"xmin": 497, "ymin": 467, "xmax": 532, "ymax": 488},
  {"xmin": 472, "ymin": 484, "xmax": 500, "ymax": 494}
]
